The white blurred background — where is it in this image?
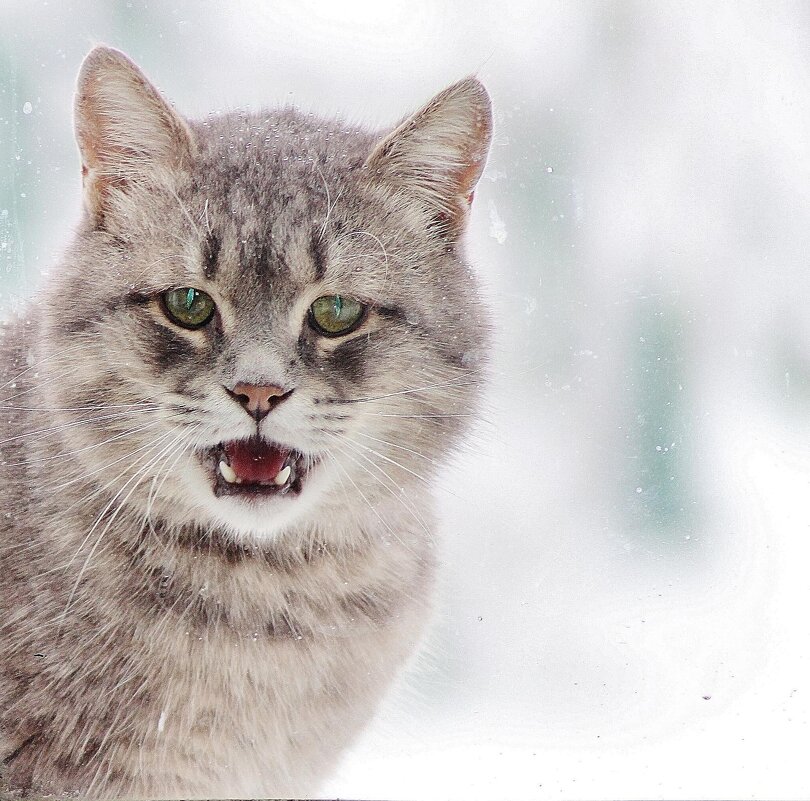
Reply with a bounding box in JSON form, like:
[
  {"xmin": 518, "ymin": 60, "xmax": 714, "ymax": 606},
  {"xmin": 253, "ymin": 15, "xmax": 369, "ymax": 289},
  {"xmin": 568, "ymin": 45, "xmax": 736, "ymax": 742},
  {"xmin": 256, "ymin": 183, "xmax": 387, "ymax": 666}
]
[{"xmin": 3, "ymin": 2, "xmax": 810, "ymax": 798}]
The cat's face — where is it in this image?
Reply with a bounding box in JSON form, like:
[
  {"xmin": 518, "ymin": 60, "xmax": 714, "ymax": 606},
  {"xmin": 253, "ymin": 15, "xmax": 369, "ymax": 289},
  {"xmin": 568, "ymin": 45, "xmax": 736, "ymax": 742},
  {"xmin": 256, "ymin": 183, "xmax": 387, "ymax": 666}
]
[{"xmin": 42, "ymin": 48, "xmax": 491, "ymax": 542}]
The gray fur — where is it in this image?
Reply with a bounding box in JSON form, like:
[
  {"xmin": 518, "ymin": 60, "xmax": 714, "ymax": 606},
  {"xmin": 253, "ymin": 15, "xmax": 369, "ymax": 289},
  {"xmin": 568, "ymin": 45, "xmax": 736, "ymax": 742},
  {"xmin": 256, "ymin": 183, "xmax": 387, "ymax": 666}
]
[{"xmin": 0, "ymin": 47, "xmax": 491, "ymax": 799}]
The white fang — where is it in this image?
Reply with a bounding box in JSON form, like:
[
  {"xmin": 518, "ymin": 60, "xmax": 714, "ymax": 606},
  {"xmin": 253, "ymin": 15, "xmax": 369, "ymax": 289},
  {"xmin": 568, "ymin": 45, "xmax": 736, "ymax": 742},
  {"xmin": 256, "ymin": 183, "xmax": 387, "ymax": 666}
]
[
  {"xmin": 219, "ymin": 460, "xmax": 239, "ymax": 483},
  {"xmin": 274, "ymin": 465, "xmax": 291, "ymax": 486}
]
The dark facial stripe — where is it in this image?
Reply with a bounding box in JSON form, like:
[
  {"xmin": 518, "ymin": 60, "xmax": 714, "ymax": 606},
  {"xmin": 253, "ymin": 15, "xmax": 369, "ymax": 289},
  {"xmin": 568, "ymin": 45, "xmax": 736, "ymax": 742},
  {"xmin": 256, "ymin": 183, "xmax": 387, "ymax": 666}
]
[
  {"xmin": 310, "ymin": 230, "xmax": 328, "ymax": 281},
  {"xmin": 256, "ymin": 241, "xmax": 271, "ymax": 278},
  {"xmin": 203, "ymin": 232, "xmax": 221, "ymax": 279},
  {"xmin": 237, "ymin": 237, "xmax": 288, "ymax": 280},
  {"xmin": 142, "ymin": 323, "xmax": 198, "ymax": 371},
  {"xmin": 375, "ymin": 305, "xmax": 407, "ymax": 323},
  {"xmin": 329, "ymin": 334, "xmax": 369, "ymax": 383}
]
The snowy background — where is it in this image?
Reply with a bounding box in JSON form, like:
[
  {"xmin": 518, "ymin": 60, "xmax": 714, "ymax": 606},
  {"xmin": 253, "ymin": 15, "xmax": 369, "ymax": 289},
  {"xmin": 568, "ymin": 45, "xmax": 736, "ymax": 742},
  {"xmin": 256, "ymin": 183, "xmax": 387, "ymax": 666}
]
[{"xmin": 3, "ymin": 2, "xmax": 810, "ymax": 798}]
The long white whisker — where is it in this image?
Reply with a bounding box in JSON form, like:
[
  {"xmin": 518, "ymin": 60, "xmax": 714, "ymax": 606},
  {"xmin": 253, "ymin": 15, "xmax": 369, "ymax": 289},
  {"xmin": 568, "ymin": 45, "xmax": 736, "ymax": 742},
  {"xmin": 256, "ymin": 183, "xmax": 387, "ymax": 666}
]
[
  {"xmin": 337, "ymin": 375, "xmax": 478, "ymax": 404},
  {"xmin": 44, "ymin": 430, "xmax": 179, "ymax": 570},
  {"xmin": 0, "ymin": 366, "xmax": 85, "ymax": 402},
  {"xmin": 0, "ymin": 398, "xmax": 159, "ymax": 412},
  {"xmin": 2, "ymin": 418, "xmax": 167, "ymax": 467},
  {"xmin": 353, "ymin": 431, "xmax": 439, "ymax": 465},
  {"xmin": 323, "ymin": 446, "xmax": 419, "ymax": 554},
  {"xmin": 128, "ymin": 253, "xmax": 188, "ymax": 285},
  {"xmin": 332, "ymin": 431, "xmax": 441, "ymax": 493},
  {"xmin": 143, "ymin": 424, "xmax": 202, "ymax": 528},
  {"xmin": 0, "ymin": 409, "xmax": 163, "ymax": 448},
  {"xmin": 368, "ymin": 412, "xmax": 473, "ymax": 419},
  {"xmin": 44, "ymin": 420, "xmax": 187, "ymax": 495},
  {"xmin": 315, "ymin": 164, "xmax": 341, "ymax": 243},
  {"xmin": 0, "ymin": 342, "xmax": 99, "ymax": 392},
  {"xmin": 168, "ymin": 184, "xmax": 203, "ymax": 241},
  {"xmin": 201, "ymin": 198, "xmax": 213, "ymax": 236},
  {"xmin": 326, "ymin": 433, "xmax": 432, "ymax": 534},
  {"xmin": 58, "ymin": 431, "xmax": 190, "ymax": 624}
]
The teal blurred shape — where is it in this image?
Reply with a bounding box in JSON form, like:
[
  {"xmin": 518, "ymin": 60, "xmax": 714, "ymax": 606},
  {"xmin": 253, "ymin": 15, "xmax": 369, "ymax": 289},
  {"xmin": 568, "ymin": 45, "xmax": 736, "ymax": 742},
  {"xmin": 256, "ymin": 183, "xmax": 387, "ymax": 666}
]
[{"xmin": 621, "ymin": 296, "xmax": 700, "ymax": 551}]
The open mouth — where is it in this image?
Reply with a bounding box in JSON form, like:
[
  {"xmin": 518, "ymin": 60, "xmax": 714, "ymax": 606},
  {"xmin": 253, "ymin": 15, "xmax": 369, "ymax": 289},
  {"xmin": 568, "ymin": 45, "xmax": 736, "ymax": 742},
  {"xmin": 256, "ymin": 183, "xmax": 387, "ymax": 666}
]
[{"xmin": 208, "ymin": 437, "xmax": 311, "ymax": 498}]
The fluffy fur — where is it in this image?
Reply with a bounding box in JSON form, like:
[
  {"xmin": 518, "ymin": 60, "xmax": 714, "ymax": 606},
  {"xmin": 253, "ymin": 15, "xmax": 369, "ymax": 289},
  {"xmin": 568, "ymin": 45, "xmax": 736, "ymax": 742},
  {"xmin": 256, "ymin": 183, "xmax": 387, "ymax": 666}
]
[{"xmin": 0, "ymin": 47, "xmax": 491, "ymax": 798}]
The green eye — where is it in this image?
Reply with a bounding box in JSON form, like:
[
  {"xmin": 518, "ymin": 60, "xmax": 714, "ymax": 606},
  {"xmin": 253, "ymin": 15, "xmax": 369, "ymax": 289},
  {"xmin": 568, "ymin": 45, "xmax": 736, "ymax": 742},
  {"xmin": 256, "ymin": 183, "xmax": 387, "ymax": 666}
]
[
  {"xmin": 162, "ymin": 287, "xmax": 216, "ymax": 329},
  {"xmin": 308, "ymin": 294, "xmax": 365, "ymax": 337}
]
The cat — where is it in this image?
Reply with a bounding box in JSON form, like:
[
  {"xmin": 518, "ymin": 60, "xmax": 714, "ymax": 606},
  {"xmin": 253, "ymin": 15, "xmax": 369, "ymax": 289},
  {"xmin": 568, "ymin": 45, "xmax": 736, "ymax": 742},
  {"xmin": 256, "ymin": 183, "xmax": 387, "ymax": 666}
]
[{"xmin": 0, "ymin": 46, "xmax": 491, "ymax": 799}]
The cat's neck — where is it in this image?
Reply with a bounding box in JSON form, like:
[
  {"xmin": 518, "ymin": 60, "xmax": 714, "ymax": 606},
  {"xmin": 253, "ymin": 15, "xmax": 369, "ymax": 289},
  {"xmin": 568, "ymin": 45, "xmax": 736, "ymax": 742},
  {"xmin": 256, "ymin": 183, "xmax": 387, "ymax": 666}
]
[{"xmin": 35, "ymin": 490, "xmax": 434, "ymax": 639}]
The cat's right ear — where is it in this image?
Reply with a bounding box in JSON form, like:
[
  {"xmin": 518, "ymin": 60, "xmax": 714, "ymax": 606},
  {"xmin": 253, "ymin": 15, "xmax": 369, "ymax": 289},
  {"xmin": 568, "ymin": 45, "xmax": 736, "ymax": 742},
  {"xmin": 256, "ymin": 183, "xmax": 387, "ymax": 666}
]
[
  {"xmin": 74, "ymin": 46, "xmax": 194, "ymax": 226},
  {"xmin": 364, "ymin": 77, "xmax": 492, "ymax": 239}
]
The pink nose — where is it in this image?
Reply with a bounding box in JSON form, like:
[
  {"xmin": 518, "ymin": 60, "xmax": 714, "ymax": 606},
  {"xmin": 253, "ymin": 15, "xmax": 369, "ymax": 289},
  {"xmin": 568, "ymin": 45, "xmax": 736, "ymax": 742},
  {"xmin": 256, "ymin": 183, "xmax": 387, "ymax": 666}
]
[{"xmin": 227, "ymin": 383, "xmax": 293, "ymax": 420}]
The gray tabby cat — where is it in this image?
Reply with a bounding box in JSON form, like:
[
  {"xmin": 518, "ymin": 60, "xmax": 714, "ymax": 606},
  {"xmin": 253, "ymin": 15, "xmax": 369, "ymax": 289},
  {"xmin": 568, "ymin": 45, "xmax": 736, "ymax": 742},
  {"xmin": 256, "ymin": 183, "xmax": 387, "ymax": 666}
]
[{"xmin": 0, "ymin": 47, "xmax": 491, "ymax": 799}]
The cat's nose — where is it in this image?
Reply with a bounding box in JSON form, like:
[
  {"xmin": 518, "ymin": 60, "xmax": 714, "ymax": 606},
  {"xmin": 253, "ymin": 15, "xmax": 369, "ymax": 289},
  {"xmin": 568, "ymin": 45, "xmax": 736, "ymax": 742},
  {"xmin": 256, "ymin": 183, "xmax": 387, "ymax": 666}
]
[{"xmin": 226, "ymin": 382, "xmax": 293, "ymax": 421}]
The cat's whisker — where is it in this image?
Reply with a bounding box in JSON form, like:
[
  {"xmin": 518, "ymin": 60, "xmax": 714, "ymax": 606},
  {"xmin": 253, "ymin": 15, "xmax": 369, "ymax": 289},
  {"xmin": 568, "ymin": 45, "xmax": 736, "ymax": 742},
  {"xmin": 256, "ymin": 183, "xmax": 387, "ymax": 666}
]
[
  {"xmin": 0, "ymin": 399, "xmax": 160, "ymax": 412},
  {"xmin": 44, "ymin": 416, "xmax": 188, "ymax": 497},
  {"xmin": 322, "ymin": 449, "xmax": 365, "ymax": 536},
  {"xmin": 132, "ymin": 252, "xmax": 188, "ymax": 279},
  {"xmin": 166, "ymin": 231, "xmax": 195, "ymax": 253},
  {"xmin": 201, "ymin": 198, "xmax": 213, "ymax": 236},
  {"xmin": 368, "ymin": 412, "xmax": 474, "ymax": 419},
  {"xmin": 314, "ymin": 164, "xmax": 341, "ymax": 243},
  {"xmin": 334, "ymin": 375, "xmax": 479, "ymax": 405},
  {"xmin": 0, "ymin": 364, "xmax": 88, "ymax": 402},
  {"xmin": 123, "ymin": 252, "xmax": 188, "ymax": 287},
  {"xmin": 41, "ymin": 431, "xmax": 181, "ymax": 559},
  {"xmin": 58, "ymin": 431, "xmax": 192, "ymax": 624},
  {"xmin": 332, "ymin": 431, "xmax": 452, "ymax": 501},
  {"xmin": 0, "ymin": 417, "xmax": 131, "ymax": 449},
  {"xmin": 336, "ymin": 252, "xmax": 388, "ymax": 261},
  {"xmin": 353, "ymin": 431, "xmax": 439, "ymax": 466},
  {"xmin": 327, "ymin": 429, "xmax": 441, "ymax": 506},
  {"xmin": 321, "ymin": 449, "xmax": 378, "ymax": 547},
  {"xmin": 0, "ymin": 409, "xmax": 167, "ymax": 449},
  {"xmin": 0, "ymin": 352, "xmax": 162, "ymax": 406},
  {"xmin": 143, "ymin": 424, "xmax": 202, "ymax": 527},
  {"xmin": 328, "ymin": 435, "xmax": 433, "ymax": 536},
  {"xmin": 1, "ymin": 418, "xmax": 169, "ymax": 467},
  {"xmin": 0, "ymin": 368, "xmax": 155, "ymax": 404},
  {"xmin": 322, "ymin": 446, "xmax": 420, "ymax": 555},
  {"xmin": 168, "ymin": 184, "xmax": 204, "ymax": 242},
  {"xmin": 0, "ymin": 341, "xmax": 99, "ymax": 391}
]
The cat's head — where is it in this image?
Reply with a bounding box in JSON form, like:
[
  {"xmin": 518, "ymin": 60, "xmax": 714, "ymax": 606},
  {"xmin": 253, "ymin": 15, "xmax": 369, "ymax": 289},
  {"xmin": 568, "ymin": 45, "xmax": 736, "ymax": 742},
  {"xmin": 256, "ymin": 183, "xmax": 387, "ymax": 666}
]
[{"xmin": 43, "ymin": 46, "xmax": 492, "ymax": 543}]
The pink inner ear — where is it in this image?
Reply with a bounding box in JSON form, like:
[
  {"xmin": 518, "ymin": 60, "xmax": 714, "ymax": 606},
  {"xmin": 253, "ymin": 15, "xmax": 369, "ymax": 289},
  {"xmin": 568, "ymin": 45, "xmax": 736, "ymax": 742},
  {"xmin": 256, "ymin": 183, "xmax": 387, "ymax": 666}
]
[{"xmin": 455, "ymin": 149, "xmax": 486, "ymax": 208}]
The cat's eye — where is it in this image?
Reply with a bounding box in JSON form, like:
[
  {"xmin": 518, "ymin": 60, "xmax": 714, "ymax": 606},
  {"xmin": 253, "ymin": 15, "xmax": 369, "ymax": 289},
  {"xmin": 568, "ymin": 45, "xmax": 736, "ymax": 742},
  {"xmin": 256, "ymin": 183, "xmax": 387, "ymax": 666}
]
[
  {"xmin": 308, "ymin": 295, "xmax": 366, "ymax": 337},
  {"xmin": 162, "ymin": 287, "xmax": 216, "ymax": 329}
]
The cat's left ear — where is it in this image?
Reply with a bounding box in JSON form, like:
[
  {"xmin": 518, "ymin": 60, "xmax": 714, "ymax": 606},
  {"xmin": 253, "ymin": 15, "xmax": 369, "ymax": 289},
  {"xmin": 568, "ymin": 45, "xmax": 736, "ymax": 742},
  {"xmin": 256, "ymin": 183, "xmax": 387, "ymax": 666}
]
[
  {"xmin": 74, "ymin": 46, "xmax": 194, "ymax": 226},
  {"xmin": 365, "ymin": 77, "xmax": 492, "ymax": 238}
]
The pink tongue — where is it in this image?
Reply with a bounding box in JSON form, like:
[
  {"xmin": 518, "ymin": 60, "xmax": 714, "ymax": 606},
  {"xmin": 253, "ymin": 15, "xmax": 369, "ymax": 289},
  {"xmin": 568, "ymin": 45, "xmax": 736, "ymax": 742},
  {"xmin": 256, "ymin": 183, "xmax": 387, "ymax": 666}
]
[{"xmin": 224, "ymin": 438, "xmax": 289, "ymax": 483}]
